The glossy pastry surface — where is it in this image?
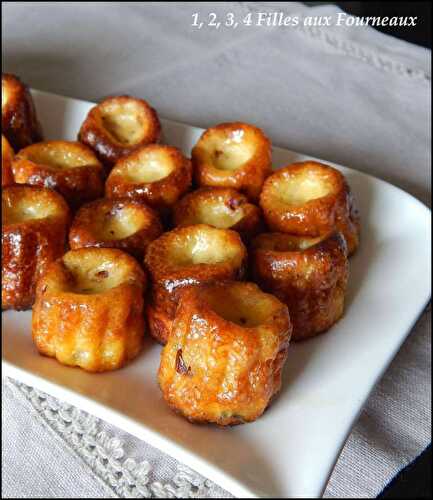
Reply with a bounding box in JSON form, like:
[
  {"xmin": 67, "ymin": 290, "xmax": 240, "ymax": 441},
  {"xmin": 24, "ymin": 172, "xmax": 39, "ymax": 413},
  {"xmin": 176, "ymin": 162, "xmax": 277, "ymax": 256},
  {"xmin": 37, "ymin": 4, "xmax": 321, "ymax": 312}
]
[
  {"xmin": 159, "ymin": 281, "xmax": 291, "ymax": 425},
  {"xmin": 32, "ymin": 247, "xmax": 146, "ymax": 372},
  {"xmin": 2, "ymin": 134, "xmax": 14, "ymax": 186},
  {"xmin": 259, "ymin": 161, "xmax": 360, "ymax": 255},
  {"xmin": 192, "ymin": 122, "xmax": 271, "ymax": 201},
  {"xmin": 173, "ymin": 187, "xmax": 263, "ymax": 241},
  {"xmin": 78, "ymin": 95, "xmax": 161, "ymax": 168},
  {"xmin": 69, "ymin": 197, "xmax": 163, "ymax": 259},
  {"xmin": 144, "ymin": 224, "xmax": 247, "ymax": 344},
  {"xmin": 12, "ymin": 140, "xmax": 104, "ymax": 208},
  {"xmin": 2, "ymin": 185, "xmax": 70, "ymax": 310},
  {"xmin": 251, "ymin": 231, "xmax": 349, "ymax": 340},
  {"xmin": 106, "ymin": 144, "xmax": 192, "ymax": 215},
  {"xmin": 2, "ymin": 73, "xmax": 43, "ymax": 151}
]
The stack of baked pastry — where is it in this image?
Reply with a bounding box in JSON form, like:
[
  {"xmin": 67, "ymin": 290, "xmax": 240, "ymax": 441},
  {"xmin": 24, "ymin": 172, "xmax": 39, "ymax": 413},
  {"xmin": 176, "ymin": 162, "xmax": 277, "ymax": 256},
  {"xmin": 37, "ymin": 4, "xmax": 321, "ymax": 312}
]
[{"xmin": 2, "ymin": 73, "xmax": 360, "ymax": 425}]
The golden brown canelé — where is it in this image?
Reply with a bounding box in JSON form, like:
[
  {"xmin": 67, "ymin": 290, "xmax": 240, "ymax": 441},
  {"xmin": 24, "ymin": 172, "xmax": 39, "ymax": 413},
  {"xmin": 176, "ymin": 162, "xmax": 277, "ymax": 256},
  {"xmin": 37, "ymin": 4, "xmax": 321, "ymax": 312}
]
[
  {"xmin": 250, "ymin": 231, "xmax": 349, "ymax": 341},
  {"xmin": 69, "ymin": 197, "xmax": 163, "ymax": 259},
  {"xmin": 32, "ymin": 247, "xmax": 146, "ymax": 372},
  {"xmin": 158, "ymin": 281, "xmax": 292, "ymax": 425},
  {"xmin": 2, "ymin": 185, "xmax": 70, "ymax": 310},
  {"xmin": 106, "ymin": 144, "xmax": 192, "ymax": 215},
  {"xmin": 2, "ymin": 73, "xmax": 43, "ymax": 151},
  {"xmin": 173, "ymin": 187, "xmax": 264, "ymax": 242},
  {"xmin": 11, "ymin": 141, "xmax": 105, "ymax": 209},
  {"xmin": 259, "ymin": 161, "xmax": 360, "ymax": 255},
  {"xmin": 2, "ymin": 135, "xmax": 14, "ymax": 186},
  {"xmin": 144, "ymin": 224, "xmax": 247, "ymax": 344},
  {"xmin": 192, "ymin": 122, "xmax": 272, "ymax": 201},
  {"xmin": 78, "ymin": 95, "xmax": 161, "ymax": 169}
]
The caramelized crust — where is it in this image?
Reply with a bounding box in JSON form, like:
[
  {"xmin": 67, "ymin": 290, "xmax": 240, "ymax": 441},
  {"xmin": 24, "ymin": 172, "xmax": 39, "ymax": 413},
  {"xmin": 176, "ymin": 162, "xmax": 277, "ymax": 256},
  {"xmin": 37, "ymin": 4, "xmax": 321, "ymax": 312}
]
[
  {"xmin": 173, "ymin": 187, "xmax": 264, "ymax": 242},
  {"xmin": 144, "ymin": 224, "xmax": 247, "ymax": 344},
  {"xmin": 158, "ymin": 281, "xmax": 291, "ymax": 425},
  {"xmin": 259, "ymin": 161, "xmax": 360, "ymax": 255},
  {"xmin": 192, "ymin": 122, "xmax": 272, "ymax": 201},
  {"xmin": 12, "ymin": 141, "xmax": 104, "ymax": 209},
  {"xmin": 250, "ymin": 232, "xmax": 349, "ymax": 340},
  {"xmin": 2, "ymin": 73, "xmax": 43, "ymax": 151},
  {"xmin": 106, "ymin": 144, "xmax": 192, "ymax": 215},
  {"xmin": 78, "ymin": 95, "xmax": 161, "ymax": 169},
  {"xmin": 145, "ymin": 302, "xmax": 173, "ymax": 346},
  {"xmin": 32, "ymin": 248, "xmax": 146, "ymax": 372},
  {"xmin": 2, "ymin": 185, "xmax": 70, "ymax": 310},
  {"xmin": 2, "ymin": 135, "xmax": 14, "ymax": 186},
  {"xmin": 69, "ymin": 197, "xmax": 163, "ymax": 259}
]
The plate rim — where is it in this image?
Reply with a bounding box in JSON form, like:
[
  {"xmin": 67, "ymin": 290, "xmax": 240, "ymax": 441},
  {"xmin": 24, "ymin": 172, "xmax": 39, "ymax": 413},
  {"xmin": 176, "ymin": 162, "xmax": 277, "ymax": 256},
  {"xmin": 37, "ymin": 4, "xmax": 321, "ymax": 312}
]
[{"xmin": 2, "ymin": 88, "xmax": 431, "ymax": 499}]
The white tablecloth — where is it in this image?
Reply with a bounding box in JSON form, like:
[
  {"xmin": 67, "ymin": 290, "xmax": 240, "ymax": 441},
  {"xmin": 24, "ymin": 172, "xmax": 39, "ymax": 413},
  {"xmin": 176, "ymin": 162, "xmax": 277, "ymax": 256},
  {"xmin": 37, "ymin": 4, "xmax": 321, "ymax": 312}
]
[{"xmin": 2, "ymin": 2, "xmax": 431, "ymax": 498}]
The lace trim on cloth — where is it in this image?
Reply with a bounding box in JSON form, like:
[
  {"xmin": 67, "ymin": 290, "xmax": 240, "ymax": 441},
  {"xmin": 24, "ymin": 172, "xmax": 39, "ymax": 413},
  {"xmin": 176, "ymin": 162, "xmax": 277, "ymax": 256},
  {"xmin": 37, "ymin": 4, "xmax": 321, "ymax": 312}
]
[
  {"xmin": 6, "ymin": 378, "xmax": 214, "ymax": 499},
  {"xmin": 244, "ymin": 3, "xmax": 430, "ymax": 83}
]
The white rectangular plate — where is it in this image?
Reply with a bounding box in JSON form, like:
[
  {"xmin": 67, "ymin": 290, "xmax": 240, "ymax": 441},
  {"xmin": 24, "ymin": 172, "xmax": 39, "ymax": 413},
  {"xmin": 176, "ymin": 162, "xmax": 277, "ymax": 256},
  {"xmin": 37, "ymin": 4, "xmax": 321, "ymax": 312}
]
[{"xmin": 2, "ymin": 90, "xmax": 431, "ymax": 498}]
